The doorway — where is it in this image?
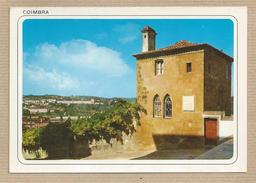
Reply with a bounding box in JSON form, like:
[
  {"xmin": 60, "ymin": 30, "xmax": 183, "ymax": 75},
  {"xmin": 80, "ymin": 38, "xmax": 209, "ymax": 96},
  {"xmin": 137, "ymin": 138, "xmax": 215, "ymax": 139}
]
[{"xmin": 204, "ymin": 118, "xmax": 218, "ymax": 145}]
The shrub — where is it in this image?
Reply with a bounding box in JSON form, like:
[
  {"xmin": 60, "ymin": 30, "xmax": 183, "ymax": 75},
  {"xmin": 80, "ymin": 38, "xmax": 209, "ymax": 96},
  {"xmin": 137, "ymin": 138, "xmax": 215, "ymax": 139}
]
[
  {"xmin": 70, "ymin": 100, "xmax": 145, "ymax": 144},
  {"xmin": 40, "ymin": 121, "xmax": 74, "ymax": 159},
  {"xmin": 22, "ymin": 100, "xmax": 145, "ymax": 159},
  {"xmin": 22, "ymin": 127, "xmax": 43, "ymax": 151},
  {"xmin": 22, "ymin": 148, "xmax": 48, "ymax": 160}
]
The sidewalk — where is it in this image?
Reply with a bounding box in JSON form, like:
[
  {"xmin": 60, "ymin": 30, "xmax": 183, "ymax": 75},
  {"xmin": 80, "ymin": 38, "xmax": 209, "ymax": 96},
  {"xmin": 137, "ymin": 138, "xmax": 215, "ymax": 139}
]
[{"xmin": 196, "ymin": 139, "xmax": 233, "ymax": 159}]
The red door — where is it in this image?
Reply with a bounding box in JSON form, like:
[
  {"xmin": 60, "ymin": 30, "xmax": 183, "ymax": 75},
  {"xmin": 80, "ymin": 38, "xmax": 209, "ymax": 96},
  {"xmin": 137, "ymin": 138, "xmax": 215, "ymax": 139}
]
[{"xmin": 204, "ymin": 118, "xmax": 218, "ymax": 145}]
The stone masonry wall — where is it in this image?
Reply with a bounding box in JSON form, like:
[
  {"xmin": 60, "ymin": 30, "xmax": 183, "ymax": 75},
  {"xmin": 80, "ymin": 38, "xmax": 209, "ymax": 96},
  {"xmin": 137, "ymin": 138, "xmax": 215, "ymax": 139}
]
[
  {"xmin": 135, "ymin": 50, "xmax": 205, "ymax": 150},
  {"xmin": 204, "ymin": 49, "xmax": 232, "ymax": 116}
]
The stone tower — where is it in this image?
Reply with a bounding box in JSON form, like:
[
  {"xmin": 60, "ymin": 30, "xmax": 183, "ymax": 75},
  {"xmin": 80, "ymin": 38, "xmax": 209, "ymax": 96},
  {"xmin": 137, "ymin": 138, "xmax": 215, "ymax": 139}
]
[{"xmin": 141, "ymin": 26, "xmax": 157, "ymax": 52}]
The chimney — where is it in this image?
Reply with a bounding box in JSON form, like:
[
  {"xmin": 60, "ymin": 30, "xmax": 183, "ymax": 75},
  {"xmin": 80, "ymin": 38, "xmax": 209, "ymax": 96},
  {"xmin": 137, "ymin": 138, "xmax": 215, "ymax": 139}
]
[{"xmin": 141, "ymin": 26, "xmax": 157, "ymax": 52}]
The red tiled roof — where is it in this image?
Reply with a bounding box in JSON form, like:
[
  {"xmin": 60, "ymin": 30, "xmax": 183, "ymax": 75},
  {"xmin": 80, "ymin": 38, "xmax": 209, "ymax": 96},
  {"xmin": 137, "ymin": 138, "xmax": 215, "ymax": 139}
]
[
  {"xmin": 137, "ymin": 40, "xmax": 201, "ymax": 54},
  {"xmin": 165, "ymin": 40, "xmax": 198, "ymax": 49},
  {"xmin": 154, "ymin": 40, "xmax": 199, "ymax": 52},
  {"xmin": 133, "ymin": 40, "xmax": 233, "ymax": 61}
]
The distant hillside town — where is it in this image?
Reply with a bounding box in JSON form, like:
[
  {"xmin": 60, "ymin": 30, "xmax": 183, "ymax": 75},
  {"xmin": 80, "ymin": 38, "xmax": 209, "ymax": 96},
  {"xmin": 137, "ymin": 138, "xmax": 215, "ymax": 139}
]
[
  {"xmin": 23, "ymin": 97, "xmax": 102, "ymax": 113},
  {"xmin": 22, "ymin": 95, "xmax": 135, "ymax": 129}
]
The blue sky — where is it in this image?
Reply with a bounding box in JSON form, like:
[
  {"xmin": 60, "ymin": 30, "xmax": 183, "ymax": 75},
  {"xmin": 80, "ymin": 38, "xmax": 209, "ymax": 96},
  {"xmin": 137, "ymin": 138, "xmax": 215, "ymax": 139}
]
[{"xmin": 23, "ymin": 19, "xmax": 234, "ymax": 98}]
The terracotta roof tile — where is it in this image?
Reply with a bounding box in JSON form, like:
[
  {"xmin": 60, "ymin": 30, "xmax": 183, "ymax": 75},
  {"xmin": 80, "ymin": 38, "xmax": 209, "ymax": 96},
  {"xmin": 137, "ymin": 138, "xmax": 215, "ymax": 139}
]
[
  {"xmin": 164, "ymin": 40, "xmax": 199, "ymax": 49},
  {"xmin": 141, "ymin": 40, "xmax": 200, "ymax": 54},
  {"xmin": 133, "ymin": 40, "xmax": 233, "ymax": 61}
]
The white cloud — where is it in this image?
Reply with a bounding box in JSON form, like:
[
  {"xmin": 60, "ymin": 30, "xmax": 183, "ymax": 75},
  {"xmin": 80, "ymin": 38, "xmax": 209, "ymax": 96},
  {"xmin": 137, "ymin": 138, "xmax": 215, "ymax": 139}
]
[
  {"xmin": 30, "ymin": 39, "xmax": 131, "ymax": 77},
  {"xmin": 24, "ymin": 66, "xmax": 79, "ymax": 90},
  {"xmin": 23, "ymin": 39, "xmax": 133, "ymax": 95}
]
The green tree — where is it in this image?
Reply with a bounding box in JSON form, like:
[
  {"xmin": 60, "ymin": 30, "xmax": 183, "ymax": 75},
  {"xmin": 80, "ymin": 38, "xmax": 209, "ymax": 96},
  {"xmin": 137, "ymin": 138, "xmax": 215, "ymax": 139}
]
[
  {"xmin": 70, "ymin": 100, "xmax": 145, "ymax": 144},
  {"xmin": 40, "ymin": 121, "xmax": 74, "ymax": 159},
  {"xmin": 22, "ymin": 108, "xmax": 30, "ymax": 116},
  {"xmin": 22, "ymin": 100, "xmax": 145, "ymax": 159},
  {"xmin": 22, "ymin": 127, "xmax": 43, "ymax": 151}
]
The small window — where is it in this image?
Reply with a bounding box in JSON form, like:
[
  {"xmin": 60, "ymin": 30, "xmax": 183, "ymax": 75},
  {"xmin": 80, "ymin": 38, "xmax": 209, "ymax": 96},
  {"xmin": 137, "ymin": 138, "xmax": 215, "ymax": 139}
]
[
  {"xmin": 186, "ymin": 62, "xmax": 192, "ymax": 72},
  {"xmin": 153, "ymin": 95, "xmax": 161, "ymax": 117},
  {"xmin": 144, "ymin": 35, "xmax": 146, "ymax": 38},
  {"xmin": 155, "ymin": 60, "xmax": 164, "ymax": 75},
  {"xmin": 164, "ymin": 95, "xmax": 172, "ymax": 118}
]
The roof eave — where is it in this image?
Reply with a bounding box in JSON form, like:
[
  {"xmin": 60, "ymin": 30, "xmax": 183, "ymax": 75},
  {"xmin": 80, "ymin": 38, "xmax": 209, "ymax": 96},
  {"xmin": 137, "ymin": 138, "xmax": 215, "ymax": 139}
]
[
  {"xmin": 133, "ymin": 44, "xmax": 206, "ymax": 59},
  {"xmin": 133, "ymin": 44, "xmax": 233, "ymax": 62}
]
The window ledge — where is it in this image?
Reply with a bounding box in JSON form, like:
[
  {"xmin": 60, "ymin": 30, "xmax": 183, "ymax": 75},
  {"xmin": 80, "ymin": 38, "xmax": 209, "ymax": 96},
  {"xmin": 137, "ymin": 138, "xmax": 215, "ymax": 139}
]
[
  {"xmin": 183, "ymin": 110, "xmax": 195, "ymax": 112},
  {"xmin": 164, "ymin": 117, "xmax": 172, "ymax": 119}
]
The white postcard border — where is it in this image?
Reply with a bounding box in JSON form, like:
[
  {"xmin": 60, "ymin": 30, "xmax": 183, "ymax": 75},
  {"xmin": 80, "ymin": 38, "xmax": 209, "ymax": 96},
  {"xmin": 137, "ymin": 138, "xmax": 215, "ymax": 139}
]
[{"xmin": 9, "ymin": 7, "xmax": 247, "ymax": 173}]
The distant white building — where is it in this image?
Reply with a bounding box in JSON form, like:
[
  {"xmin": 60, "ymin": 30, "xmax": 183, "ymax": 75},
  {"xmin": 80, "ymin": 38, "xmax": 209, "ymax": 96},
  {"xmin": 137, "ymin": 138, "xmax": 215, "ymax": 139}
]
[
  {"xmin": 47, "ymin": 99, "xmax": 57, "ymax": 103},
  {"xmin": 28, "ymin": 108, "xmax": 48, "ymax": 114},
  {"xmin": 23, "ymin": 99, "xmax": 41, "ymax": 105},
  {"xmin": 57, "ymin": 98, "xmax": 95, "ymax": 105}
]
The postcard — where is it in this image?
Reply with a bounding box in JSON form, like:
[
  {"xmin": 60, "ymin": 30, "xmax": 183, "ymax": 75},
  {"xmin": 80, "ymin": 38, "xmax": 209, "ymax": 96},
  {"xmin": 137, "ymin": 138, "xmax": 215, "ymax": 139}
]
[{"xmin": 9, "ymin": 7, "xmax": 247, "ymax": 172}]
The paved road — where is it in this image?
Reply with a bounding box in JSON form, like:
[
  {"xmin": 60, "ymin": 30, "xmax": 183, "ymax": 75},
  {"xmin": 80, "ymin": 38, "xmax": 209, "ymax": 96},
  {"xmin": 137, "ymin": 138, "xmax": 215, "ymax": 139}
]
[
  {"xmin": 83, "ymin": 146, "xmax": 211, "ymax": 160},
  {"xmin": 196, "ymin": 139, "xmax": 233, "ymax": 159},
  {"xmin": 82, "ymin": 139, "xmax": 233, "ymax": 160}
]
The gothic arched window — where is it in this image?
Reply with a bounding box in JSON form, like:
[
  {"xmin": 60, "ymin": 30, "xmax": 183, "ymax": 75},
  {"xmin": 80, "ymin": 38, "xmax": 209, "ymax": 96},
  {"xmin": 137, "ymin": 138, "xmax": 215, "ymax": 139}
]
[
  {"xmin": 164, "ymin": 95, "xmax": 172, "ymax": 118},
  {"xmin": 153, "ymin": 95, "xmax": 161, "ymax": 117}
]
